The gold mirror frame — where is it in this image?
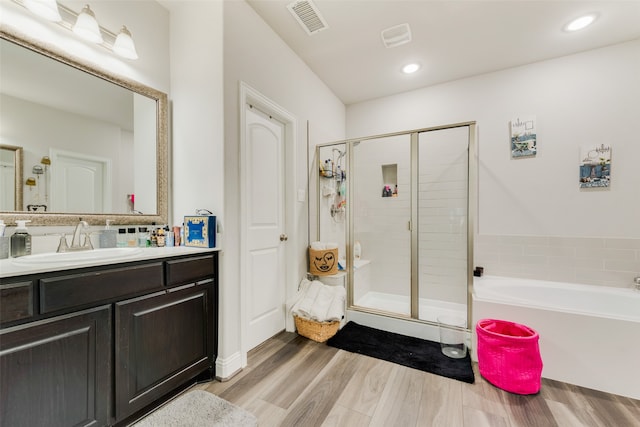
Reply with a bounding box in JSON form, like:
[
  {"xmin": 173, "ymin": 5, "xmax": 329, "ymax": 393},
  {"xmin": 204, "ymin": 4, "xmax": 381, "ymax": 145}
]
[{"xmin": 0, "ymin": 28, "xmax": 168, "ymax": 226}]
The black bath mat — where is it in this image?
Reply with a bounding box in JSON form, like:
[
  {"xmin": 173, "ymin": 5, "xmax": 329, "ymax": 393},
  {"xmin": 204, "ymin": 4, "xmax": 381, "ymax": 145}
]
[{"xmin": 326, "ymin": 321, "xmax": 474, "ymax": 384}]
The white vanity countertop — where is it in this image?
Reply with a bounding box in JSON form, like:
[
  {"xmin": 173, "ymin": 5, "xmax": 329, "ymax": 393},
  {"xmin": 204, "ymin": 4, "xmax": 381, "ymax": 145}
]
[{"xmin": 0, "ymin": 246, "xmax": 221, "ymax": 279}]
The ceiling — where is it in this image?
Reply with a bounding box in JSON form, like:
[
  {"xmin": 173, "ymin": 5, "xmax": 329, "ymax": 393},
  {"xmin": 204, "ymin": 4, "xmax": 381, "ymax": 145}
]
[{"xmin": 246, "ymin": 0, "xmax": 640, "ymax": 105}]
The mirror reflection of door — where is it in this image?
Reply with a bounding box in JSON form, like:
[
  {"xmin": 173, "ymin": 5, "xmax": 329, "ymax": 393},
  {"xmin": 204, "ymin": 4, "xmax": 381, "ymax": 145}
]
[
  {"xmin": 50, "ymin": 150, "xmax": 111, "ymax": 213},
  {"xmin": 0, "ymin": 147, "xmax": 15, "ymax": 210}
]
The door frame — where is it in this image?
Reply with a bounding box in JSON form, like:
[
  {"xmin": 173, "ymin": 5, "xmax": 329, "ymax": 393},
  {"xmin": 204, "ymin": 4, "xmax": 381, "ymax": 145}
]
[{"xmin": 239, "ymin": 82, "xmax": 297, "ymax": 366}]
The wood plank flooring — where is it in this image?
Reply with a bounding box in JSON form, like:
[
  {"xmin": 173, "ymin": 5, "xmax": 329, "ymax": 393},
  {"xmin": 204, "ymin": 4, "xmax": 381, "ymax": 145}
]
[{"xmin": 197, "ymin": 332, "xmax": 640, "ymax": 427}]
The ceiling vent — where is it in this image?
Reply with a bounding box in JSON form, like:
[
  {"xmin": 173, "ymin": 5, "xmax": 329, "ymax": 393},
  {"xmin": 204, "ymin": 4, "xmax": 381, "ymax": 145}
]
[
  {"xmin": 287, "ymin": 0, "xmax": 328, "ymax": 35},
  {"xmin": 381, "ymin": 23, "xmax": 412, "ymax": 48}
]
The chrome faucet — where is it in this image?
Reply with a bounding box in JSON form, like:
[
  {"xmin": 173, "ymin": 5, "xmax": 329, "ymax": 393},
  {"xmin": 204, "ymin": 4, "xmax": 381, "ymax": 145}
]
[{"xmin": 57, "ymin": 220, "xmax": 93, "ymax": 252}]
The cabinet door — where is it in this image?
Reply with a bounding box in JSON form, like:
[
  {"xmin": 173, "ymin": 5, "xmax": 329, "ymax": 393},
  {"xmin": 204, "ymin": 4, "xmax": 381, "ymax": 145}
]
[
  {"xmin": 115, "ymin": 285, "xmax": 212, "ymax": 421},
  {"xmin": 0, "ymin": 305, "xmax": 111, "ymax": 427}
]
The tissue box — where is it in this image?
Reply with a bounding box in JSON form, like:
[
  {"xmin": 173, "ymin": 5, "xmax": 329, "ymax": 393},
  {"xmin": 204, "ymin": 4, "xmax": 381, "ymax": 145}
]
[{"xmin": 184, "ymin": 215, "xmax": 216, "ymax": 248}]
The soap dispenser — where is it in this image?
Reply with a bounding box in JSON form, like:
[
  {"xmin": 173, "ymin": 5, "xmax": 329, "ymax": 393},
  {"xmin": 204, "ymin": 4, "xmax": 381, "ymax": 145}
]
[
  {"xmin": 10, "ymin": 220, "xmax": 32, "ymax": 257},
  {"xmin": 99, "ymin": 220, "xmax": 117, "ymax": 248}
]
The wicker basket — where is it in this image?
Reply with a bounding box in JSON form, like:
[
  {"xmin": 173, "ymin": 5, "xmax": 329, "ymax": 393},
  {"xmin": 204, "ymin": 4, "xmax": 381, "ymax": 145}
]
[{"xmin": 294, "ymin": 315, "xmax": 340, "ymax": 343}]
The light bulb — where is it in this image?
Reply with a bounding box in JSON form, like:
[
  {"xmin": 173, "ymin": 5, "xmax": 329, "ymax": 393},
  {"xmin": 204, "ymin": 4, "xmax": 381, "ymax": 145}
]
[
  {"xmin": 565, "ymin": 14, "xmax": 597, "ymax": 32},
  {"xmin": 73, "ymin": 5, "xmax": 103, "ymax": 44},
  {"xmin": 113, "ymin": 26, "xmax": 138, "ymax": 60},
  {"xmin": 24, "ymin": 0, "xmax": 61, "ymax": 22},
  {"xmin": 402, "ymin": 63, "xmax": 420, "ymax": 74}
]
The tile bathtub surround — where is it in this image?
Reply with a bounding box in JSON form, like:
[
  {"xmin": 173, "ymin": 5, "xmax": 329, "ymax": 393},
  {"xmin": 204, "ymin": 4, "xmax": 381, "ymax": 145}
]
[{"xmin": 474, "ymin": 235, "xmax": 640, "ymax": 288}]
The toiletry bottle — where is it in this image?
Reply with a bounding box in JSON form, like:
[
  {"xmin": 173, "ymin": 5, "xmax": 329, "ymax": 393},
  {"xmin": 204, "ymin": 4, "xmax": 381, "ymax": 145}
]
[
  {"xmin": 10, "ymin": 220, "xmax": 32, "ymax": 257},
  {"xmin": 156, "ymin": 227, "xmax": 166, "ymax": 247},
  {"xmin": 138, "ymin": 227, "xmax": 149, "ymax": 247},
  {"xmin": 173, "ymin": 226, "xmax": 181, "ymax": 246},
  {"xmin": 165, "ymin": 226, "xmax": 174, "ymax": 247},
  {"xmin": 0, "ymin": 220, "xmax": 8, "ymax": 259},
  {"xmin": 117, "ymin": 228, "xmax": 127, "ymax": 247},
  {"xmin": 127, "ymin": 228, "xmax": 137, "ymax": 247},
  {"xmin": 99, "ymin": 220, "xmax": 117, "ymax": 248}
]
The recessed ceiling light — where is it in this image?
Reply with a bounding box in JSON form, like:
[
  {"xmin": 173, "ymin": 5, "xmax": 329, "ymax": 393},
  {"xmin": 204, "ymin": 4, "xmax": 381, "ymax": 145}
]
[
  {"xmin": 564, "ymin": 14, "xmax": 597, "ymax": 32},
  {"xmin": 402, "ymin": 63, "xmax": 420, "ymax": 74}
]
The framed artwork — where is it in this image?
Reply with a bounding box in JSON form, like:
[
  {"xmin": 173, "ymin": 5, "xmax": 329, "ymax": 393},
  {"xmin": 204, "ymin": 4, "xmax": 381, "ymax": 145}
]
[
  {"xmin": 510, "ymin": 116, "xmax": 537, "ymax": 158},
  {"xmin": 579, "ymin": 144, "xmax": 611, "ymax": 188}
]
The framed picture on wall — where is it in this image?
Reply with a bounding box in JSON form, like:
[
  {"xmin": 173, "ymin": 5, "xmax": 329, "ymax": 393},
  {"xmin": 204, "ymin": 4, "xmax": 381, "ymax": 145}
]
[
  {"xmin": 510, "ymin": 116, "xmax": 537, "ymax": 158},
  {"xmin": 579, "ymin": 144, "xmax": 611, "ymax": 189}
]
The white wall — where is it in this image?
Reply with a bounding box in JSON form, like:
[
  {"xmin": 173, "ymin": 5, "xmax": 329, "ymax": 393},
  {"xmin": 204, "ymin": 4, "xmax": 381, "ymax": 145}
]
[
  {"xmin": 223, "ymin": 0, "xmax": 345, "ymax": 376},
  {"xmin": 347, "ymin": 39, "xmax": 640, "ymax": 240},
  {"xmin": 346, "ymin": 40, "xmax": 640, "ymax": 288},
  {"xmin": 163, "ymin": 1, "xmax": 224, "ymax": 226}
]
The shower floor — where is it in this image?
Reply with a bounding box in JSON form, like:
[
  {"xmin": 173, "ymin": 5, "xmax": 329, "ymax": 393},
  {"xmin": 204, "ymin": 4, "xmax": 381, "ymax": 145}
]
[{"xmin": 355, "ymin": 291, "xmax": 467, "ymax": 325}]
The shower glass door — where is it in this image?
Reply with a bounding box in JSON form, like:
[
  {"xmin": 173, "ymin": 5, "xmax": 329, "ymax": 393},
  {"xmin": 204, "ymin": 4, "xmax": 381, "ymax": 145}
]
[
  {"xmin": 351, "ymin": 134, "xmax": 411, "ymax": 316},
  {"xmin": 417, "ymin": 127, "xmax": 469, "ymax": 324}
]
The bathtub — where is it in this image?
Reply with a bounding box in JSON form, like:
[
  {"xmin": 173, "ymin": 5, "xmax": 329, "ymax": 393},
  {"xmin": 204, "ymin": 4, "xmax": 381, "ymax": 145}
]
[{"xmin": 472, "ymin": 276, "xmax": 640, "ymax": 399}]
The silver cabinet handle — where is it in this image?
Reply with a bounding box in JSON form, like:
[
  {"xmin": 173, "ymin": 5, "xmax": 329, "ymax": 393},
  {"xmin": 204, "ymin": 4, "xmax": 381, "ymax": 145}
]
[{"xmin": 280, "ymin": 234, "xmax": 288, "ymax": 241}]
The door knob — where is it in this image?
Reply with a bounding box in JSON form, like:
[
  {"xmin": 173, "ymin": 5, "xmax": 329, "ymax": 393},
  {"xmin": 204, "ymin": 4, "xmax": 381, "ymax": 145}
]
[{"xmin": 280, "ymin": 234, "xmax": 288, "ymax": 241}]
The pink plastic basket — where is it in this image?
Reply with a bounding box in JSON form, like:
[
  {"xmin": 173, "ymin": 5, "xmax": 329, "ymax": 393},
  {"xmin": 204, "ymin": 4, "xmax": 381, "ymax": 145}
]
[{"xmin": 476, "ymin": 318, "xmax": 543, "ymax": 395}]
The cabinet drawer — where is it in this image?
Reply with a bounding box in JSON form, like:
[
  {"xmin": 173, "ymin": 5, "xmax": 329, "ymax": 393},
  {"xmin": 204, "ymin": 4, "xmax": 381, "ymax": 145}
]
[
  {"xmin": 0, "ymin": 281, "xmax": 34, "ymax": 324},
  {"xmin": 40, "ymin": 262, "xmax": 164, "ymax": 314},
  {"xmin": 166, "ymin": 255, "xmax": 215, "ymax": 286}
]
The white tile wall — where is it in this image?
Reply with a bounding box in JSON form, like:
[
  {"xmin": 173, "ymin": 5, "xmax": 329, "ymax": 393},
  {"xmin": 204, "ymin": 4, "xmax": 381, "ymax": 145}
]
[{"xmin": 474, "ymin": 234, "xmax": 640, "ymax": 288}]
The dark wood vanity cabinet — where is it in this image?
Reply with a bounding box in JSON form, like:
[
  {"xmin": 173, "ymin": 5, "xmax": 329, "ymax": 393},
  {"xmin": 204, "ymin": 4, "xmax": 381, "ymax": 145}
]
[
  {"xmin": 0, "ymin": 305, "xmax": 111, "ymax": 427},
  {"xmin": 0, "ymin": 251, "xmax": 218, "ymax": 426},
  {"xmin": 115, "ymin": 283, "xmax": 214, "ymax": 421}
]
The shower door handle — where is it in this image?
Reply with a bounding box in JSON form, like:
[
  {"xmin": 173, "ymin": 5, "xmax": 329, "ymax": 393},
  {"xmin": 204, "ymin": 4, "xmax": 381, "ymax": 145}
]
[{"xmin": 280, "ymin": 234, "xmax": 288, "ymax": 242}]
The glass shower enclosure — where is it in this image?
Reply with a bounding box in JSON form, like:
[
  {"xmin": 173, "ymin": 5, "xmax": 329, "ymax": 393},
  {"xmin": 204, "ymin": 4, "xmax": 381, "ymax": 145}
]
[{"xmin": 315, "ymin": 122, "xmax": 476, "ymax": 329}]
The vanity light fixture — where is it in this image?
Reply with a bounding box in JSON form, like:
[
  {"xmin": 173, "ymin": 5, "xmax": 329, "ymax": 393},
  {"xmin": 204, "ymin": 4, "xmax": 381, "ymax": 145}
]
[
  {"xmin": 15, "ymin": 0, "xmax": 139, "ymax": 60},
  {"xmin": 72, "ymin": 4, "xmax": 102, "ymax": 44},
  {"xmin": 564, "ymin": 14, "xmax": 597, "ymax": 32},
  {"xmin": 23, "ymin": 0, "xmax": 61, "ymax": 22},
  {"xmin": 113, "ymin": 26, "xmax": 138, "ymax": 60},
  {"xmin": 402, "ymin": 63, "xmax": 421, "ymax": 74}
]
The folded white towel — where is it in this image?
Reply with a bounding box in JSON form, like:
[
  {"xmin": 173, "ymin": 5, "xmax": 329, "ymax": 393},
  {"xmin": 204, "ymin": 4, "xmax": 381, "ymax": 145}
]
[
  {"xmin": 309, "ymin": 284, "xmax": 335, "ymax": 321},
  {"xmin": 310, "ymin": 241, "xmax": 325, "ymax": 250},
  {"xmin": 294, "ymin": 279, "xmax": 321, "ymax": 319},
  {"xmin": 292, "ymin": 279, "xmax": 345, "ymax": 322},
  {"xmin": 322, "ymin": 286, "xmax": 346, "ymax": 322}
]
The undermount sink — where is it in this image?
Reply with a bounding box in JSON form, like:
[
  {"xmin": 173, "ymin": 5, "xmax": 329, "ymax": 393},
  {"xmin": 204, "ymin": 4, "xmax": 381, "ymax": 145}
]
[{"xmin": 11, "ymin": 247, "xmax": 144, "ymax": 266}]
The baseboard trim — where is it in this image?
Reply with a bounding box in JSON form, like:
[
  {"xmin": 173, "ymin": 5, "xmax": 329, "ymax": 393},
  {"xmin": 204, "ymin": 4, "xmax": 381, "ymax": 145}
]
[{"xmin": 214, "ymin": 352, "xmax": 243, "ymax": 381}]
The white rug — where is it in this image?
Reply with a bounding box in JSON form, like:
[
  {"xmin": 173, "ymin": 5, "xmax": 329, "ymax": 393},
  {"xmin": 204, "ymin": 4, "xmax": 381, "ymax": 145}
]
[{"xmin": 131, "ymin": 390, "xmax": 258, "ymax": 427}]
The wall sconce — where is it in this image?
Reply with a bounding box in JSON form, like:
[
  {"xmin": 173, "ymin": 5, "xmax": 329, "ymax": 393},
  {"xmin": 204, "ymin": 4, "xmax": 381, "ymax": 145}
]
[
  {"xmin": 72, "ymin": 4, "xmax": 102, "ymax": 44},
  {"xmin": 23, "ymin": 0, "xmax": 60, "ymax": 21},
  {"xmin": 15, "ymin": 0, "xmax": 138, "ymax": 60}
]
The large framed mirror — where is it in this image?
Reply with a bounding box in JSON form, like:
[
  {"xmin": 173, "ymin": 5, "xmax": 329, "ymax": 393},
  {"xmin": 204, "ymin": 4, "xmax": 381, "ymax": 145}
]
[{"xmin": 0, "ymin": 27, "xmax": 168, "ymax": 226}]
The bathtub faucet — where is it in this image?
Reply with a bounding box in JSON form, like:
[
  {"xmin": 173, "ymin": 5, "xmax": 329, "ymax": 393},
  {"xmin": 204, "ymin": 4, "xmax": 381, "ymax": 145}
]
[{"xmin": 634, "ymin": 277, "xmax": 640, "ymax": 292}]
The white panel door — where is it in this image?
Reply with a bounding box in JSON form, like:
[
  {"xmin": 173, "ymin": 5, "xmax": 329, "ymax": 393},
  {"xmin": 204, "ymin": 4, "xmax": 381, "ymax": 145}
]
[
  {"xmin": 51, "ymin": 150, "xmax": 108, "ymax": 213},
  {"xmin": 245, "ymin": 105, "xmax": 286, "ymax": 350}
]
